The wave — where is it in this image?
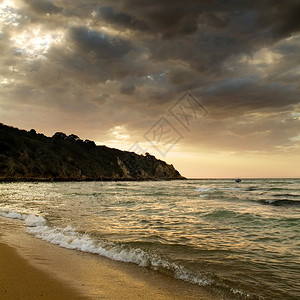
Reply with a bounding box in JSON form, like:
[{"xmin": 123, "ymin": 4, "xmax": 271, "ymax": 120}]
[
  {"xmin": 203, "ymin": 210, "xmax": 261, "ymax": 223},
  {"xmin": 258, "ymin": 199, "xmax": 300, "ymax": 207},
  {"xmin": 273, "ymin": 193, "xmax": 300, "ymax": 198},
  {"xmin": 195, "ymin": 187, "xmax": 214, "ymax": 192},
  {"xmin": 0, "ymin": 209, "xmax": 258, "ymax": 299},
  {"xmin": 195, "ymin": 187, "xmax": 241, "ymax": 193},
  {"xmin": 1, "ymin": 211, "xmax": 212, "ymax": 284},
  {"xmin": 247, "ymin": 187, "xmax": 259, "ymax": 191}
]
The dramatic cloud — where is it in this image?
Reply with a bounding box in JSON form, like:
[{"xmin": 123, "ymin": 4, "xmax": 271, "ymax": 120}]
[
  {"xmin": 23, "ymin": 0, "xmax": 63, "ymax": 15},
  {"xmin": 0, "ymin": 0, "xmax": 299, "ymax": 177}
]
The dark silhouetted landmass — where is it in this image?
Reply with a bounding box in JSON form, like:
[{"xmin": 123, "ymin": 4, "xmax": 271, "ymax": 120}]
[{"xmin": 0, "ymin": 123, "xmax": 185, "ymax": 181}]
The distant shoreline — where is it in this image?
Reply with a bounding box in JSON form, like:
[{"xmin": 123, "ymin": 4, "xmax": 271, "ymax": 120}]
[
  {"xmin": 0, "ymin": 177, "xmax": 186, "ymax": 182},
  {"xmin": 1, "ymin": 177, "xmax": 298, "ymax": 182},
  {"xmin": 187, "ymin": 177, "xmax": 300, "ymax": 180}
]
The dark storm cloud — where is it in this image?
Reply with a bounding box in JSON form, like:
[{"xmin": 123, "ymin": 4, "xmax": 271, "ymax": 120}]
[
  {"xmin": 120, "ymin": 81, "xmax": 136, "ymax": 95},
  {"xmin": 100, "ymin": 0, "xmax": 207, "ymax": 38},
  {"xmin": 97, "ymin": 6, "xmax": 148, "ymax": 31},
  {"xmin": 23, "ymin": 0, "xmax": 63, "ymax": 15},
  {"xmin": 258, "ymin": 0, "xmax": 300, "ymax": 36},
  {"xmin": 101, "ymin": 0, "xmax": 300, "ymax": 39},
  {"xmin": 1, "ymin": 0, "xmax": 300, "ymax": 155},
  {"xmin": 197, "ymin": 76, "xmax": 299, "ymax": 117},
  {"xmin": 95, "ymin": 0, "xmax": 300, "ymax": 86},
  {"xmin": 69, "ymin": 26, "xmax": 132, "ymax": 60},
  {"xmin": 43, "ymin": 26, "xmax": 154, "ymax": 84}
]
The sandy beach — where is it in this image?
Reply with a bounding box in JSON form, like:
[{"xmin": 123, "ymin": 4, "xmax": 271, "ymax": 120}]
[
  {"xmin": 0, "ymin": 242, "xmax": 87, "ymax": 300},
  {"xmin": 0, "ymin": 216, "xmax": 219, "ymax": 300}
]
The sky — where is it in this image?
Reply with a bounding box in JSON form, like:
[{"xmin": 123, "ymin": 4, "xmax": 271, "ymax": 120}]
[{"xmin": 0, "ymin": 0, "xmax": 299, "ymax": 178}]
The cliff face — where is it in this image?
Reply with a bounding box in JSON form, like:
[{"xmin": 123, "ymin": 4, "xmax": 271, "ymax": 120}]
[{"xmin": 0, "ymin": 123, "xmax": 185, "ymax": 181}]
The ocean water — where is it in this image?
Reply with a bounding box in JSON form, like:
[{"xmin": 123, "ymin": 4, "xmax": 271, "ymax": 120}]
[{"xmin": 0, "ymin": 179, "xmax": 299, "ymax": 299}]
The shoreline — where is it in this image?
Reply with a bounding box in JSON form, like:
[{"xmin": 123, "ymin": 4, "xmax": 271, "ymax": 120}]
[
  {"xmin": 0, "ymin": 177, "xmax": 186, "ymax": 182},
  {"xmin": 0, "ymin": 217, "xmax": 221, "ymax": 300}
]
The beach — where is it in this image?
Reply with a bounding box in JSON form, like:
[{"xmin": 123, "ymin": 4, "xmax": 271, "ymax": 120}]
[
  {"xmin": 0, "ymin": 242, "xmax": 86, "ymax": 300},
  {"xmin": 0, "ymin": 216, "xmax": 218, "ymax": 300},
  {"xmin": 0, "ymin": 179, "xmax": 299, "ymax": 299}
]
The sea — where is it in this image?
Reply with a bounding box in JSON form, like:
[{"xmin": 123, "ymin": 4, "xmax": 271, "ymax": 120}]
[{"xmin": 0, "ymin": 179, "xmax": 299, "ymax": 300}]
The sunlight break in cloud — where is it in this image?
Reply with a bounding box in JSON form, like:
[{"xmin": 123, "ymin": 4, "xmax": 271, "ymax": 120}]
[{"xmin": 11, "ymin": 27, "xmax": 64, "ymax": 59}]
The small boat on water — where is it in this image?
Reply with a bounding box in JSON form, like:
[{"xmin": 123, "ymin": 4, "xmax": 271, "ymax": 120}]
[{"xmin": 235, "ymin": 178, "xmax": 242, "ymax": 183}]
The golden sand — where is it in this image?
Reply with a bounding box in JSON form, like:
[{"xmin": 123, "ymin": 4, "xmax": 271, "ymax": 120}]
[{"xmin": 0, "ymin": 242, "xmax": 86, "ymax": 300}]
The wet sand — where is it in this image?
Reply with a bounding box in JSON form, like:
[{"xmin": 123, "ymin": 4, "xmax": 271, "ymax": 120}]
[
  {"xmin": 0, "ymin": 242, "xmax": 86, "ymax": 300},
  {"xmin": 0, "ymin": 217, "xmax": 221, "ymax": 300}
]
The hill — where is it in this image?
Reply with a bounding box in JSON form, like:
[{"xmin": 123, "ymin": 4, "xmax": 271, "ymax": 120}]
[{"xmin": 0, "ymin": 123, "xmax": 185, "ymax": 181}]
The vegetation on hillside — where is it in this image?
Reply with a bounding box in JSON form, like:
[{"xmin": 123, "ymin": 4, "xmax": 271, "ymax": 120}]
[{"xmin": 0, "ymin": 123, "xmax": 184, "ymax": 181}]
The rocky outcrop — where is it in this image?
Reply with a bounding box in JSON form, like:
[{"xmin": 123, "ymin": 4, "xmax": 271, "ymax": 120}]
[{"xmin": 0, "ymin": 123, "xmax": 185, "ymax": 181}]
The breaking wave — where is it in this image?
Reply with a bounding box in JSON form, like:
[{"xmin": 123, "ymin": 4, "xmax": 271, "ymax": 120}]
[
  {"xmin": 1, "ymin": 211, "xmax": 212, "ymax": 284},
  {"xmin": 0, "ymin": 209, "xmax": 259, "ymax": 299},
  {"xmin": 258, "ymin": 199, "xmax": 300, "ymax": 207}
]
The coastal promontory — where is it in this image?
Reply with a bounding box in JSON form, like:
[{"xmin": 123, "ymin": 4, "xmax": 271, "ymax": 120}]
[{"xmin": 0, "ymin": 123, "xmax": 185, "ymax": 181}]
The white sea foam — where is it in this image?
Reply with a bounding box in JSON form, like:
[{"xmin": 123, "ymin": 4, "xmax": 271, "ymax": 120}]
[
  {"xmin": 0, "ymin": 210, "xmax": 213, "ymax": 288},
  {"xmin": 195, "ymin": 187, "xmax": 241, "ymax": 193},
  {"xmin": 231, "ymin": 288, "xmax": 251, "ymax": 299},
  {"xmin": 25, "ymin": 214, "xmax": 47, "ymax": 227},
  {"xmin": 194, "ymin": 187, "xmax": 213, "ymax": 192},
  {"xmin": 25, "ymin": 217, "xmax": 213, "ymax": 286},
  {"xmin": 0, "ymin": 211, "xmax": 26, "ymax": 220},
  {"xmin": 26, "ymin": 221, "xmax": 161, "ymax": 267},
  {"xmin": 175, "ymin": 267, "xmax": 212, "ymax": 286},
  {"xmin": 199, "ymin": 194, "xmax": 208, "ymax": 198}
]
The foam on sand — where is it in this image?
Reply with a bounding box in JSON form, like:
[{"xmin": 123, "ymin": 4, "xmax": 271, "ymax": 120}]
[
  {"xmin": 0, "ymin": 210, "xmax": 212, "ymax": 287},
  {"xmin": 0, "ymin": 210, "xmax": 252, "ymax": 299}
]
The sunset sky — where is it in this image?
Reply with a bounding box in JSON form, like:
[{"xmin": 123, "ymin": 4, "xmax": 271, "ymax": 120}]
[{"xmin": 0, "ymin": 0, "xmax": 299, "ymax": 178}]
